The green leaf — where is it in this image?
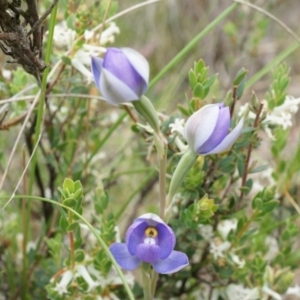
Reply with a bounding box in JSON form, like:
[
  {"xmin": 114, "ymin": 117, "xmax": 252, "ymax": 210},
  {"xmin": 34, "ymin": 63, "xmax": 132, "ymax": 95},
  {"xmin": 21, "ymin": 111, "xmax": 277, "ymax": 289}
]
[
  {"xmin": 61, "ymin": 56, "xmax": 72, "ymax": 65},
  {"xmin": 75, "ymin": 249, "xmax": 85, "ymax": 262},
  {"xmin": 193, "ymin": 83, "xmax": 204, "ymax": 98},
  {"xmin": 233, "ymin": 68, "xmax": 248, "ymax": 85},
  {"xmin": 262, "ymin": 200, "xmax": 279, "ymax": 213},
  {"xmin": 203, "ymin": 73, "xmax": 218, "ymax": 89},
  {"xmin": 188, "ymin": 70, "xmax": 197, "ymax": 89},
  {"xmin": 249, "ymin": 164, "xmax": 269, "ymax": 174},
  {"xmin": 60, "ymin": 215, "xmax": 68, "ymax": 232},
  {"xmin": 252, "ymin": 197, "xmax": 263, "ymax": 210},
  {"xmin": 67, "ymin": 222, "xmax": 79, "ymax": 232},
  {"xmin": 62, "ymin": 197, "xmax": 77, "ymax": 208},
  {"xmin": 236, "ymin": 76, "xmax": 246, "ymax": 99},
  {"xmin": 63, "ymin": 178, "xmax": 75, "ymax": 194}
]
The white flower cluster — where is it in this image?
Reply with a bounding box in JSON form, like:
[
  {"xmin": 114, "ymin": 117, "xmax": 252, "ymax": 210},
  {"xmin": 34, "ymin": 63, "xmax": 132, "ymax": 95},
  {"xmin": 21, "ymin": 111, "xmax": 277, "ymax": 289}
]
[
  {"xmin": 198, "ymin": 219, "xmax": 245, "ymax": 269},
  {"xmin": 239, "ymin": 95, "xmax": 300, "ymax": 140},
  {"xmin": 51, "ymin": 263, "xmax": 134, "ymax": 298},
  {"xmin": 51, "ymin": 22, "xmax": 120, "ymax": 83},
  {"xmin": 169, "ymin": 118, "xmax": 188, "ymax": 152}
]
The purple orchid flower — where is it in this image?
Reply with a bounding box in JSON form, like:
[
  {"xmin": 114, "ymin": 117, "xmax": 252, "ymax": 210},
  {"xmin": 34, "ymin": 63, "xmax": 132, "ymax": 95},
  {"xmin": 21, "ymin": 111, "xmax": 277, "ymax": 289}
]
[
  {"xmin": 184, "ymin": 103, "xmax": 244, "ymax": 155},
  {"xmin": 91, "ymin": 47, "xmax": 149, "ymax": 106},
  {"xmin": 110, "ymin": 213, "xmax": 189, "ymax": 274}
]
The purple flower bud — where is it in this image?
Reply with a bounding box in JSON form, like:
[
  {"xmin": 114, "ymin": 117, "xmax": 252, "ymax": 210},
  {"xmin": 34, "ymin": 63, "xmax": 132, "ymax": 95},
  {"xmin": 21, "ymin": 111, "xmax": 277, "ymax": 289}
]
[
  {"xmin": 184, "ymin": 103, "xmax": 244, "ymax": 155},
  {"xmin": 110, "ymin": 213, "xmax": 189, "ymax": 274},
  {"xmin": 91, "ymin": 48, "xmax": 149, "ymax": 106}
]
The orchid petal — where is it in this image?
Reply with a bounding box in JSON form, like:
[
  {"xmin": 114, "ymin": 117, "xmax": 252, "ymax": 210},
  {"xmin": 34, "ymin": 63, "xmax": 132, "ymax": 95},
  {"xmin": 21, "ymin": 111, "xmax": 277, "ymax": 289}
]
[
  {"xmin": 100, "ymin": 69, "xmax": 139, "ymax": 105},
  {"xmin": 136, "ymin": 243, "xmax": 160, "ymax": 263},
  {"xmin": 126, "ymin": 221, "xmax": 148, "ymax": 255},
  {"xmin": 152, "ymin": 251, "xmax": 189, "ymax": 274},
  {"xmin": 110, "ymin": 243, "xmax": 141, "ymax": 271},
  {"xmin": 184, "ymin": 104, "xmax": 220, "ymax": 153},
  {"xmin": 206, "ymin": 117, "xmax": 244, "ymax": 155}
]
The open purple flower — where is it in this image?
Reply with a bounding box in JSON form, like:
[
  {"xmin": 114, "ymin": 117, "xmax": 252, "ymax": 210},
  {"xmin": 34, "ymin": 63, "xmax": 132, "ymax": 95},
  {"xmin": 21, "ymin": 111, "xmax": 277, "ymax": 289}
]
[
  {"xmin": 91, "ymin": 47, "xmax": 149, "ymax": 106},
  {"xmin": 110, "ymin": 213, "xmax": 189, "ymax": 274},
  {"xmin": 184, "ymin": 102, "xmax": 244, "ymax": 155}
]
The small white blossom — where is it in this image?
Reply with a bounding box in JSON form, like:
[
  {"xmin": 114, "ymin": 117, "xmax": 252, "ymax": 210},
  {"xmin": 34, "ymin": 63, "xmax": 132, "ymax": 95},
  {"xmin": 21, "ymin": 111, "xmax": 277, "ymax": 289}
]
[
  {"xmin": 99, "ymin": 22, "xmax": 120, "ymax": 45},
  {"xmin": 226, "ymin": 284, "xmax": 259, "ymax": 300},
  {"xmin": 2, "ymin": 68, "xmax": 12, "ymax": 80},
  {"xmin": 261, "ymin": 285, "xmax": 282, "ymax": 300},
  {"xmin": 169, "ymin": 118, "xmax": 185, "ymax": 136},
  {"xmin": 238, "ymin": 95, "xmax": 300, "ymax": 139},
  {"xmin": 76, "ymin": 265, "xmax": 100, "ymax": 292},
  {"xmin": 52, "ymin": 22, "xmax": 76, "ymax": 48},
  {"xmin": 230, "ymin": 253, "xmax": 245, "ymax": 268},
  {"xmin": 53, "ymin": 270, "xmax": 73, "ymax": 296},
  {"xmin": 209, "ymin": 240, "xmax": 231, "ymax": 260},
  {"xmin": 286, "ymin": 284, "xmax": 300, "ymax": 296},
  {"xmin": 217, "ymin": 219, "xmax": 238, "ymax": 240},
  {"xmin": 198, "ymin": 224, "xmax": 214, "ymax": 241},
  {"xmin": 264, "ymin": 236, "xmax": 279, "ymax": 261}
]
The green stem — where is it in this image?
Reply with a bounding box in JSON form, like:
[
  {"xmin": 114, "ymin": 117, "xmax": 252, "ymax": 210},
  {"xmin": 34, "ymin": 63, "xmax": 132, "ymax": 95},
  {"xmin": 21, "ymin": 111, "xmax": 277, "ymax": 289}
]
[
  {"xmin": 159, "ymin": 149, "xmax": 167, "ymax": 220},
  {"xmin": 115, "ymin": 170, "xmax": 156, "ymax": 221},
  {"xmin": 149, "ymin": 3, "xmax": 237, "ymax": 89},
  {"xmin": 2, "ymin": 195, "xmax": 136, "ymax": 300},
  {"xmin": 141, "ymin": 264, "xmax": 152, "ymax": 300},
  {"xmin": 166, "ymin": 149, "xmax": 198, "ymax": 210},
  {"xmin": 23, "ymin": 4, "xmax": 58, "ymax": 299},
  {"xmin": 84, "ymin": 111, "xmax": 127, "ymax": 168},
  {"xmin": 246, "ymin": 42, "xmax": 299, "ymax": 89}
]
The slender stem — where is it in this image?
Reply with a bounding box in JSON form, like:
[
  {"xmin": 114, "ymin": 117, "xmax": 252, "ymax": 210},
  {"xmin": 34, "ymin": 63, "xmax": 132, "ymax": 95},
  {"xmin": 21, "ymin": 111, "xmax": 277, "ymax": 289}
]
[
  {"xmin": 246, "ymin": 42, "xmax": 299, "ymax": 89},
  {"xmin": 238, "ymin": 103, "xmax": 264, "ymax": 206},
  {"xmin": 141, "ymin": 264, "xmax": 153, "ymax": 300},
  {"xmin": 149, "ymin": 3, "xmax": 237, "ymax": 89},
  {"xmin": 159, "ymin": 148, "xmax": 167, "ymax": 219},
  {"xmin": 1, "ymin": 195, "xmax": 136, "ymax": 300},
  {"xmin": 151, "ymin": 271, "xmax": 159, "ymax": 297},
  {"xmin": 68, "ymin": 211, "xmax": 75, "ymax": 270}
]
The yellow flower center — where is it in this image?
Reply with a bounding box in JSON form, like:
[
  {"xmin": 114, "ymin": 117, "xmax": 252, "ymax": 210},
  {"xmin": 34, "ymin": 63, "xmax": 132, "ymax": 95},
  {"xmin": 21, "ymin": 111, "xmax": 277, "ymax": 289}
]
[{"xmin": 145, "ymin": 226, "xmax": 158, "ymax": 238}]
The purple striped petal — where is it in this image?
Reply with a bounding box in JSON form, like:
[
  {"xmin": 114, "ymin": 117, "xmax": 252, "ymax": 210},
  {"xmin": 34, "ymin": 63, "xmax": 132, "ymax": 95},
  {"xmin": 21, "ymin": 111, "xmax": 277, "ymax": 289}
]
[
  {"xmin": 110, "ymin": 243, "xmax": 141, "ymax": 271},
  {"xmin": 121, "ymin": 48, "xmax": 149, "ymax": 95},
  {"xmin": 136, "ymin": 243, "xmax": 161, "ymax": 263},
  {"xmin": 184, "ymin": 104, "xmax": 220, "ymax": 153},
  {"xmin": 135, "ymin": 213, "xmax": 164, "ymax": 227},
  {"xmin": 91, "ymin": 56, "xmax": 103, "ymax": 91},
  {"xmin": 103, "ymin": 48, "xmax": 147, "ymax": 97},
  {"xmin": 152, "ymin": 251, "xmax": 189, "ymax": 274},
  {"xmin": 155, "ymin": 223, "xmax": 175, "ymax": 259},
  {"xmin": 100, "ymin": 68, "xmax": 140, "ymax": 105},
  {"xmin": 126, "ymin": 220, "xmax": 148, "ymax": 256},
  {"xmin": 207, "ymin": 117, "xmax": 244, "ymax": 154},
  {"xmin": 198, "ymin": 106, "xmax": 230, "ymax": 154}
]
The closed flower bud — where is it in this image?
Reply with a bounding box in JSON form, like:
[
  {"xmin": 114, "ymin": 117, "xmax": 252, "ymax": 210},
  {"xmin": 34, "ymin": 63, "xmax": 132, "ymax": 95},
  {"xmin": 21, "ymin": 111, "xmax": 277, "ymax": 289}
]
[
  {"xmin": 184, "ymin": 102, "xmax": 244, "ymax": 155},
  {"xmin": 91, "ymin": 47, "xmax": 149, "ymax": 105}
]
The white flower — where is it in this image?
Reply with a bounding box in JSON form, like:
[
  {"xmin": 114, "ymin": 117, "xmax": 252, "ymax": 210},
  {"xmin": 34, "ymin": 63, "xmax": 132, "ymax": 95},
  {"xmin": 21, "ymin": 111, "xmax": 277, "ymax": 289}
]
[
  {"xmin": 286, "ymin": 284, "xmax": 300, "ymax": 296},
  {"xmin": 2, "ymin": 68, "xmax": 12, "ymax": 80},
  {"xmin": 209, "ymin": 240, "xmax": 231, "ymax": 260},
  {"xmin": 169, "ymin": 118, "xmax": 185, "ymax": 136},
  {"xmin": 198, "ymin": 224, "xmax": 214, "ymax": 241},
  {"xmin": 52, "ymin": 22, "xmax": 76, "ymax": 48},
  {"xmin": 217, "ymin": 219, "xmax": 238, "ymax": 240},
  {"xmin": 99, "ymin": 22, "xmax": 120, "ymax": 45},
  {"xmin": 76, "ymin": 265, "xmax": 100, "ymax": 292},
  {"xmin": 53, "ymin": 270, "xmax": 73, "ymax": 296},
  {"xmin": 264, "ymin": 236, "xmax": 279, "ymax": 261},
  {"xmin": 261, "ymin": 285, "xmax": 282, "ymax": 300},
  {"xmin": 226, "ymin": 284, "xmax": 259, "ymax": 300},
  {"xmin": 230, "ymin": 253, "xmax": 245, "ymax": 268}
]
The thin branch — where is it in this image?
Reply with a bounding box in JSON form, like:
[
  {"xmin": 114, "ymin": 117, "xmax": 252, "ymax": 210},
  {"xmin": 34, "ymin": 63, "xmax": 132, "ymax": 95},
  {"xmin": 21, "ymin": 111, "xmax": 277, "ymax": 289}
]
[{"xmin": 234, "ymin": 0, "xmax": 300, "ymax": 45}]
